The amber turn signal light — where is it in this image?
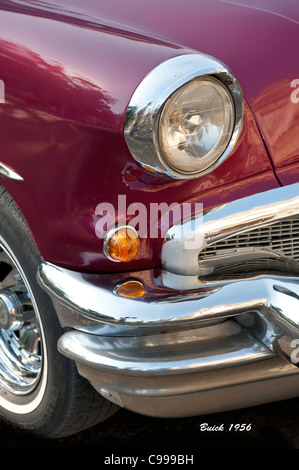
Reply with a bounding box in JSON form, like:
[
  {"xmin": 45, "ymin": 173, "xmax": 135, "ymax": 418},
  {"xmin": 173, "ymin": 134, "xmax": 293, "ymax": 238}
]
[
  {"xmin": 115, "ymin": 280, "xmax": 145, "ymax": 298},
  {"xmin": 104, "ymin": 225, "xmax": 140, "ymax": 262}
]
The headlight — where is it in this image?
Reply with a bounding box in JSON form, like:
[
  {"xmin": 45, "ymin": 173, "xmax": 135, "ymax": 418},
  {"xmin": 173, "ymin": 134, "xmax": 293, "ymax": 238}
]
[
  {"xmin": 158, "ymin": 76, "xmax": 234, "ymax": 175},
  {"xmin": 124, "ymin": 54, "xmax": 243, "ymax": 179}
]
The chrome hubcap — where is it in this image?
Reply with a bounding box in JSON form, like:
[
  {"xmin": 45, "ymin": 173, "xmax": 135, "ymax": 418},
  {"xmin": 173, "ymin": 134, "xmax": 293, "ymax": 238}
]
[
  {"xmin": 0, "ymin": 245, "xmax": 42, "ymax": 396},
  {"xmin": 0, "ymin": 290, "xmax": 23, "ymax": 331}
]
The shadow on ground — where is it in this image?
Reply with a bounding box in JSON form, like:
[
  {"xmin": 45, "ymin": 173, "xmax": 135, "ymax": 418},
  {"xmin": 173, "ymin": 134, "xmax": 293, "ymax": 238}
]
[{"xmin": 1, "ymin": 398, "xmax": 298, "ymax": 450}]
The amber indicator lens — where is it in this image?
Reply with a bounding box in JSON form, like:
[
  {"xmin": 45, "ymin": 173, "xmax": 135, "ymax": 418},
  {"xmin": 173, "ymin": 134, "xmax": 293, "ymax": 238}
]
[
  {"xmin": 115, "ymin": 280, "xmax": 145, "ymax": 298},
  {"xmin": 105, "ymin": 226, "xmax": 140, "ymax": 262}
]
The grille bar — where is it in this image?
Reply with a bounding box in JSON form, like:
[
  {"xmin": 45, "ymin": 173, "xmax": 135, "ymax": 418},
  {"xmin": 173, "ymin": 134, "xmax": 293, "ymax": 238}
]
[{"xmin": 200, "ymin": 217, "xmax": 299, "ymax": 262}]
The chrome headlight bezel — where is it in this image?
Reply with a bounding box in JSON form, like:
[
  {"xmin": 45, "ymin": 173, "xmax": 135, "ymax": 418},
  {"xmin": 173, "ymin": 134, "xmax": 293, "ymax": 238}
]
[{"xmin": 124, "ymin": 53, "xmax": 244, "ymax": 180}]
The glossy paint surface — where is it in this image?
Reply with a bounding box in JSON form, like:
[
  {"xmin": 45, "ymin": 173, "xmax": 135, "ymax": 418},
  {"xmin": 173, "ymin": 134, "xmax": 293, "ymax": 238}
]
[{"xmin": 0, "ymin": 0, "xmax": 297, "ymax": 271}]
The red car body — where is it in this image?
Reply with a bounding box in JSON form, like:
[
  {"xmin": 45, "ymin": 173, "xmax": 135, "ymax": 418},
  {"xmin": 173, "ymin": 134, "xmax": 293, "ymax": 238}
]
[{"xmin": 0, "ymin": 0, "xmax": 299, "ymax": 438}]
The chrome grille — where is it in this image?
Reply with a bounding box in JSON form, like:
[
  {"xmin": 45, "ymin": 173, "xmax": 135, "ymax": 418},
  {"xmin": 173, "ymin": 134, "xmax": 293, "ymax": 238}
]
[{"xmin": 199, "ymin": 217, "xmax": 299, "ymax": 265}]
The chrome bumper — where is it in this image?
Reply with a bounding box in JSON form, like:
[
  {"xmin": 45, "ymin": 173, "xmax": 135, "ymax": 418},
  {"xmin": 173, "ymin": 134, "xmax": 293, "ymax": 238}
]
[{"xmin": 37, "ymin": 183, "xmax": 299, "ymax": 416}]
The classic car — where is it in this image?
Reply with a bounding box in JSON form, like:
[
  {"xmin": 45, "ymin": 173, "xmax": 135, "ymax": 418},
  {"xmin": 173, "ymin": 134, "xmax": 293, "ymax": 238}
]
[{"xmin": 0, "ymin": 0, "xmax": 298, "ymax": 439}]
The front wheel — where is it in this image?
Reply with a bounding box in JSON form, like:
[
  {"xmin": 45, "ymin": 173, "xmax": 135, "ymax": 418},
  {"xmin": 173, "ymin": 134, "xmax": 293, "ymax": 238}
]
[{"xmin": 0, "ymin": 188, "xmax": 118, "ymax": 438}]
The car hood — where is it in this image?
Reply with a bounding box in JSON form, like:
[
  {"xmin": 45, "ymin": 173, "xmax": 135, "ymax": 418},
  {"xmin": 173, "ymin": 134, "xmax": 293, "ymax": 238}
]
[
  {"xmin": 3, "ymin": 0, "xmax": 299, "ymax": 178},
  {"xmin": 5, "ymin": 0, "xmax": 298, "ymax": 38}
]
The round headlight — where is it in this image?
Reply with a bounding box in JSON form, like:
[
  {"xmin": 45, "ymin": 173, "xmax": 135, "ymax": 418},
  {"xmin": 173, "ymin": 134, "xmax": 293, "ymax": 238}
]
[
  {"xmin": 124, "ymin": 54, "xmax": 243, "ymax": 180},
  {"xmin": 158, "ymin": 77, "xmax": 234, "ymax": 175}
]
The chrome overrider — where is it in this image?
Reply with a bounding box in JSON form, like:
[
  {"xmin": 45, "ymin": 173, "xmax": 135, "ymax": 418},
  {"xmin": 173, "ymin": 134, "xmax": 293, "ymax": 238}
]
[{"xmin": 37, "ymin": 183, "xmax": 299, "ymax": 416}]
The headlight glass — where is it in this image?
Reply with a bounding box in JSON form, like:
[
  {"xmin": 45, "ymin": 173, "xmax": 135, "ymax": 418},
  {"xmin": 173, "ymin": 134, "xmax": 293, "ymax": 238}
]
[{"xmin": 158, "ymin": 76, "xmax": 235, "ymax": 175}]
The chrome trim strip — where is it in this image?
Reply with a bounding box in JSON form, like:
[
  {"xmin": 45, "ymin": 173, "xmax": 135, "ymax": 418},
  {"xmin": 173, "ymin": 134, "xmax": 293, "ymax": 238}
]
[
  {"xmin": 0, "ymin": 162, "xmax": 23, "ymax": 181},
  {"xmin": 162, "ymin": 183, "xmax": 299, "ymax": 276},
  {"xmin": 124, "ymin": 53, "xmax": 243, "ymax": 180}
]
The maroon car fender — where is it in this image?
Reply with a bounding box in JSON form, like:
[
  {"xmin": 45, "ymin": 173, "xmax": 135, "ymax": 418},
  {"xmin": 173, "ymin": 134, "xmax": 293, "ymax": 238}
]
[{"xmin": 1, "ymin": 0, "xmax": 294, "ymax": 272}]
